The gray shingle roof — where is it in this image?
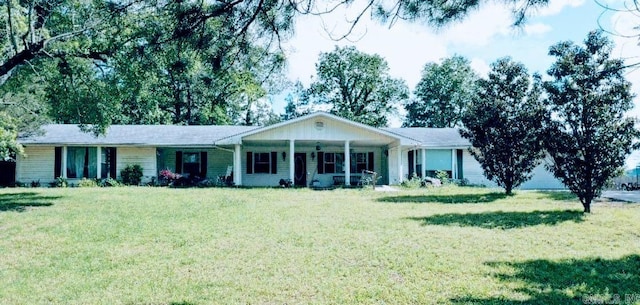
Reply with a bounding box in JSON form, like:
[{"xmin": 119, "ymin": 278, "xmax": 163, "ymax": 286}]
[
  {"xmin": 382, "ymin": 128, "xmax": 471, "ymax": 147},
  {"xmin": 18, "ymin": 124, "xmax": 258, "ymax": 146}
]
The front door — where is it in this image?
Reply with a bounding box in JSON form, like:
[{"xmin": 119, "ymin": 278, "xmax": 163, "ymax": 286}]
[{"xmin": 294, "ymin": 153, "xmax": 307, "ymax": 187}]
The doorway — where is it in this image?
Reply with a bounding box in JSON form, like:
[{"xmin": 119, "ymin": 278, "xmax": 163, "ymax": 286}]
[
  {"xmin": 294, "ymin": 153, "xmax": 307, "ymax": 187},
  {"xmin": 0, "ymin": 161, "xmax": 16, "ymax": 187}
]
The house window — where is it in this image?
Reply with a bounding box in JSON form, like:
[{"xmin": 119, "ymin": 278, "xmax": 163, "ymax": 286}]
[
  {"xmin": 246, "ymin": 152, "xmax": 277, "ymax": 174},
  {"xmin": 323, "ymin": 153, "xmax": 344, "ymax": 174},
  {"xmin": 351, "ymin": 152, "xmax": 374, "ymax": 173},
  {"xmin": 175, "ymin": 151, "xmax": 208, "ymax": 178},
  {"xmin": 66, "ymin": 147, "xmax": 97, "ymax": 178},
  {"xmin": 101, "ymin": 147, "xmax": 117, "ymax": 179}
]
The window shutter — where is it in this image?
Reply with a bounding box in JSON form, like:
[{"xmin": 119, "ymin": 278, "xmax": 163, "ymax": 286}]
[
  {"xmin": 54, "ymin": 147, "xmax": 62, "ymax": 178},
  {"xmin": 408, "ymin": 151, "xmax": 414, "ymax": 175},
  {"xmin": 368, "ymin": 152, "xmax": 374, "ymax": 171},
  {"xmin": 109, "ymin": 148, "xmax": 117, "ymax": 179},
  {"xmin": 200, "ymin": 151, "xmax": 208, "ymax": 177},
  {"xmin": 317, "ymin": 152, "xmax": 324, "ymax": 174},
  {"xmin": 271, "ymin": 152, "xmax": 277, "ymax": 174},
  {"xmin": 176, "ymin": 151, "xmax": 183, "ymax": 173},
  {"xmin": 246, "ymin": 152, "xmax": 253, "ymax": 174}
]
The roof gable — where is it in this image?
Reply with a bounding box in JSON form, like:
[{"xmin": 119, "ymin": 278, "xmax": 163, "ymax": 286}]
[{"xmin": 217, "ymin": 112, "xmax": 418, "ymax": 145}]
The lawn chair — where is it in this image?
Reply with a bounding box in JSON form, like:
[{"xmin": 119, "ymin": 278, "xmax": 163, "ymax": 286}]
[{"xmin": 218, "ymin": 165, "xmax": 233, "ymax": 186}]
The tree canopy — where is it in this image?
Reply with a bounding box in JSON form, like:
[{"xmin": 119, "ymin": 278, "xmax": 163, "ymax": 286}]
[
  {"xmin": 543, "ymin": 30, "xmax": 639, "ymax": 213},
  {"xmin": 460, "ymin": 57, "xmax": 547, "ymax": 195},
  {"xmin": 404, "ymin": 55, "xmax": 477, "ymax": 128},
  {"xmin": 303, "ymin": 46, "xmax": 408, "ymax": 127}
]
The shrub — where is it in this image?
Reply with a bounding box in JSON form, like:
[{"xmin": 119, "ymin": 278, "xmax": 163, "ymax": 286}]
[
  {"xmin": 100, "ymin": 178, "xmax": 122, "ymax": 187},
  {"xmin": 159, "ymin": 169, "xmax": 181, "ymax": 185},
  {"xmin": 401, "ymin": 174, "xmax": 422, "ymax": 189},
  {"xmin": 30, "ymin": 180, "xmax": 41, "ymax": 187},
  {"xmin": 78, "ymin": 178, "xmax": 98, "ymax": 188},
  {"xmin": 120, "ymin": 164, "xmax": 144, "ymax": 186},
  {"xmin": 436, "ymin": 170, "xmax": 451, "ymax": 185}
]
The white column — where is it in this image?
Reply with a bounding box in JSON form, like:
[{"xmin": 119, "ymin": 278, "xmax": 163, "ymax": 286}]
[
  {"xmin": 289, "ymin": 139, "xmax": 295, "ymax": 184},
  {"xmin": 344, "ymin": 140, "xmax": 351, "ymax": 186},
  {"xmin": 397, "ymin": 146, "xmax": 403, "ymax": 183},
  {"xmin": 421, "ymin": 148, "xmax": 427, "ymax": 178},
  {"xmin": 234, "ymin": 144, "xmax": 242, "ymax": 186},
  {"xmin": 62, "ymin": 146, "xmax": 67, "ymax": 178},
  {"xmin": 451, "ymin": 149, "xmax": 457, "ymax": 179},
  {"xmin": 96, "ymin": 146, "xmax": 102, "ymax": 179}
]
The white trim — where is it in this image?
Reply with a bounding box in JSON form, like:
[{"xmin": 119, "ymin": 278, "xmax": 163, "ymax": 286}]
[
  {"xmin": 233, "ymin": 144, "xmax": 241, "ymax": 186},
  {"xmin": 344, "ymin": 141, "xmax": 351, "ymax": 186},
  {"xmin": 421, "ymin": 148, "xmax": 426, "ymax": 178},
  {"xmin": 96, "ymin": 146, "xmax": 102, "ymax": 179},
  {"xmin": 62, "ymin": 146, "xmax": 67, "ymax": 179},
  {"xmin": 289, "ymin": 140, "xmax": 295, "ymax": 184}
]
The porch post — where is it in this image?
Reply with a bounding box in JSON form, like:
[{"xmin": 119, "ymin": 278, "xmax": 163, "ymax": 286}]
[
  {"xmin": 421, "ymin": 148, "xmax": 426, "ymax": 178},
  {"xmin": 451, "ymin": 149, "xmax": 456, "ymax": 179},
  {"xmin": 96, "ymin": 146, "xmax": 102, "ymax": 179},
  {"xmin": 289, "ymin": 139, "xmax": 295, "ymax": 184},
  {"xmin": 397, "ymin": 146, "xmax": 403, "ymax": 183},
  {"xmin": 234, "ymin": 144, "xmax": 242, "ymax": 186},
  {"xmin": 62, "ymin": 146, "xmax": 67, "ymax": 179},
  {"xmin": 344, "ymin": 140, "xmax": 351, "ymax": 186}
]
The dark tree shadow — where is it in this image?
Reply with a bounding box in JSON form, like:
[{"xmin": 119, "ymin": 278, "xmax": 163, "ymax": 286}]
[
  {"xmin": 535, "ymin": 191, "xmax": 578, "ymax": 201},
  {"xmin": 169, "ymin": 302, "xmax": 196, "ymax": 305},
  {"xmin": 0, "ymin": 192, "xmax": 60, "ymax": 212},
  {"xmin": 405, "ymin": 210, "xmax": 584, "ymax": 229},
  {"xmin": 378, "ymin": 192, "xmax": 508, "ymax": 204},
  {"xmin": 451, "ymin": 255, "xmax": 640, "ymax": 304}
]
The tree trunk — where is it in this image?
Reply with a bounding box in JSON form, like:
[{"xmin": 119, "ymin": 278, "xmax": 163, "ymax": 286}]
[
  {"xmin": 582, "ymin": 199, "xmax": 591, "ymax": 213},
  {"xmin": 505, "ymin": 184, "xmax": 513, "ymax": 196}
]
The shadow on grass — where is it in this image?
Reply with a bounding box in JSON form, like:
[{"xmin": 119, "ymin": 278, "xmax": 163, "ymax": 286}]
[
  {"xmin": 0, "ymin": 192, "xmax": 60, "ymax": 212},
  {"xmin": 406, "ymin": 210, "xmax": 584, "ymax": 229},
  {"xmin": 451, "ymin": 255, "xmax": 640, "ymax": 304},
  {"xmin": 378, "ymin": 192, "xmax": 508, "ymax": 204},
  {"xmin": 170, "ymin": 302, "xmax": 196, "ymax": 305},
  {"xmin": 536, "ymin": 191, "xmax": 578, "ymax": 201}
]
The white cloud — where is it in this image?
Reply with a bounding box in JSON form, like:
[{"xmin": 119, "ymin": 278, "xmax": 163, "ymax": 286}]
[
  {"xmin": 535, "ymin": 0, "xmax": 586, "ymax": 16},
  {"xmin": 442, "ymin": 4, "xmax": 513, "ymax": 47},
  {"xmin": 524, "ymin": 23, "xmax": 553, "ymax": 35},
  {"xmin": 470, "ymin": 58, "xmax": 491, "ymax": 77}
]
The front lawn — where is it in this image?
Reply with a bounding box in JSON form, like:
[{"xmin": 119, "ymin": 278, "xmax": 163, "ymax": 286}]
[{"xmin": 1, "ymin": 187, "xmax": 638, "ymax": 304}]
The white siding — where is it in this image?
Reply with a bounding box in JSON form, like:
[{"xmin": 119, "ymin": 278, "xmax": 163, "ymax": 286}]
[
  {"xmin": 16, "ymin": 146, "xmax": 56, "ymax": 184},
  {"xmin": 520, "ymin": 163, "xmax": 565, "ymax": 189},
  {"xmin": 117, "ymin": 147, "xmax": 157, "ymax": 183},
  {"xmin": 462, "ymin": 150, "xmax": 495, "ymax": 187},
  {"xmin": 244, "ymin": 117, "xmax": 395, "ymax": 144},
  {"xmin": 388, "ymin": 146, "xmax": 401, "ymax": 185}
]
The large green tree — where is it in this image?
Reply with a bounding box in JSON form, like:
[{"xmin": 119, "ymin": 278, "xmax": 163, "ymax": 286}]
[
  {"xmin": 404, "ymin": 55, "xmax": 478, "ymax": 128},
  {"xmin": 460, "ymin": 57, "xmax": 547, "ymax": 195},
  {"xmin": 305, "ymin": 46, "xmax": 408, "ymax": 127},
  {"xmin": 543, "ymin": 30, "xmax": 638, "ymax": 213}
]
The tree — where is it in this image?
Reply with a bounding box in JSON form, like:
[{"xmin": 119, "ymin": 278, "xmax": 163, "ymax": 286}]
[
  {"xmin": 306, "ymin": 46, "xmax": 408, "ymax": 127},
  {"xmin": 543, "ymin": 30, "xmax": 639, "ymax": 213},
  {"xmin": 460, "ymin": 57, "xmax": 547, "ymax": 195},
  {"xmin": 404, "ymin": 55, "xmax": 478, "ymax": 128}
]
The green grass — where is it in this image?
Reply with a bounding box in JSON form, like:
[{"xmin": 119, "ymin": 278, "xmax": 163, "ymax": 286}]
[{"xmin": 0, "ymin": 186, "xmax": 639, "ymax": 304}]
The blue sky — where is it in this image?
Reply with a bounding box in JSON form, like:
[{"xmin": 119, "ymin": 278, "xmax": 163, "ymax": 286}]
[{"xmin": 274, "ymin": 0, "xmax": 640, "ymax": 167}]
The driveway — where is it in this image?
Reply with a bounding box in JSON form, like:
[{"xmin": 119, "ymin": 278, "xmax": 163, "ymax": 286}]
[{"xmin": 600, "ymin": 191, "xmax": 640, "ymax": 203}]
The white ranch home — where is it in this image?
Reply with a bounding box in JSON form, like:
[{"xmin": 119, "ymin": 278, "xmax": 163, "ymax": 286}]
[{"xmin": 11, "ymin": 112, "xmax": 563, "ymax": 189}]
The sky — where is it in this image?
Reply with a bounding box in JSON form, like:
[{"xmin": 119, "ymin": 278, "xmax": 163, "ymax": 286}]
[{"xmin": 273, "ymin": 0, "xmax": 640, "ymax": 168}]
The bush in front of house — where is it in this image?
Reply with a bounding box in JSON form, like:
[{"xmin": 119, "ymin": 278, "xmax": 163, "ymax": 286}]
[
  {"xmin": 120, "ymin": 164, "xmax": 143, "ymax": 186},
  {"xmin": 78, "ymin": 178, "xmax": 98, "ymax": 187}
]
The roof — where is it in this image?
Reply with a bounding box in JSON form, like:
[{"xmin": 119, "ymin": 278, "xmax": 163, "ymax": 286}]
[
  {"xmin": 382, "ymin": 128, "xmax": 470, "ymax": 148},
  {"xmin": 18, "ymin": 124, "xmax": 258, "ymax": 146},
  {"xmin": 215, "ymin": 112, "xmax": 419, "ymax": 145}
]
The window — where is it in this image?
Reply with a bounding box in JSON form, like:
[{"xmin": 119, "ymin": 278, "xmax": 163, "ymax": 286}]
[
  {"xmin": 323, "ymin": 153, "xmax": 344, "ymax": 174},
  {"xmin": 66, "ymin": 147, "xmax": 97, "ymax": 178},
  {"xmin": 246, "ymin": 152, "xmax": 277, "ymax": 174},
  {"xmin": 175, "ymin": 151, "xmax": 208, "ymax": 178},
  {"xmin": 318, "ymin": 152, "xmax": 374, "ymax": 174},
  {"xmin": 101, "ymin": 147, "xmax": 117, "ymax": 179}
]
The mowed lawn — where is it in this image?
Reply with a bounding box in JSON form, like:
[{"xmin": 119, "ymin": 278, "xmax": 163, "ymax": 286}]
[{"xmin": 1, "ymin": 187, "xmax": 639, "ymax": 305}]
